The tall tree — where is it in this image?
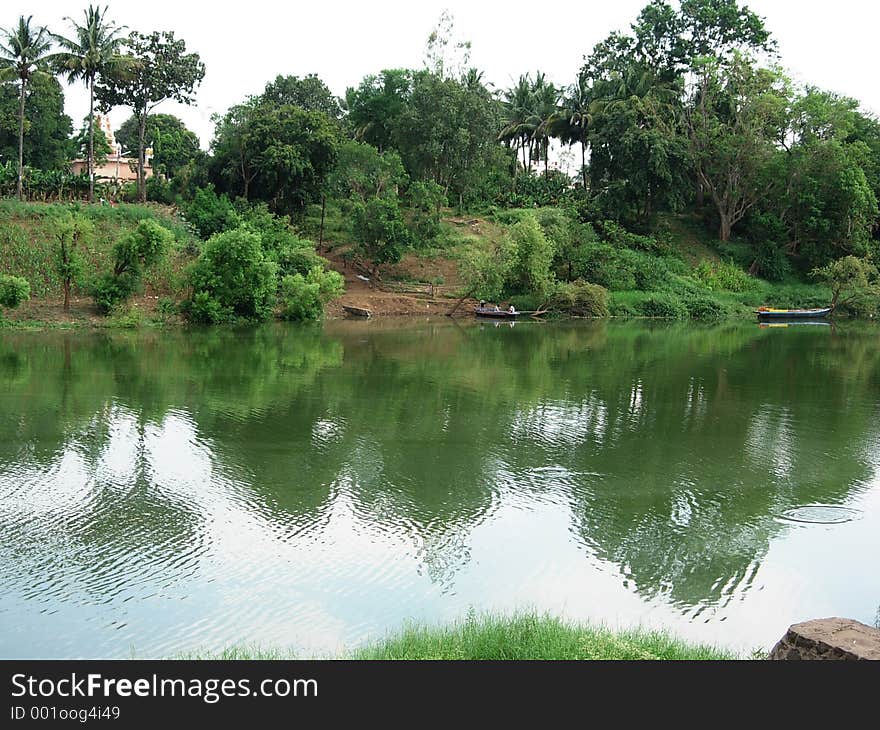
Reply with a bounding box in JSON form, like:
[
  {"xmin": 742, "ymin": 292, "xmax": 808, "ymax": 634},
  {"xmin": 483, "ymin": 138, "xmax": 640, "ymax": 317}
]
[
  {"xmin": 97, "ymin": 30, "xmax": 204, "ymax": 201},
  {"xmin": 0, "ymin": 74, "xmax": 72, "ymax": 170},
  {"xmin": 260, "ymin": 74, "xmax": 341, "ymax": 119},
  {"xmin": 551, "ymin": 72, "xmax": 596, "ymax": 189},
  {"xmin": 344, "ymin": 69, "xmax": 412, "ymax": 152},
  {"xmin": 0, "ymin": 16, "xmax": 53, "ymax": 199},
  {"xmin": 684, "ymin": 54, "xmax": 790, "ymax": 241},
  {"xmin": 49, "ymin": 4, "xmax": 126, "ymax": 202},
  {"xmin": 210, "ymin": 100, "xmax": 339, "ymax": 213},
  {"xmin": 499, "ymin": 75, "xmax": 536, "ymax": 174}
]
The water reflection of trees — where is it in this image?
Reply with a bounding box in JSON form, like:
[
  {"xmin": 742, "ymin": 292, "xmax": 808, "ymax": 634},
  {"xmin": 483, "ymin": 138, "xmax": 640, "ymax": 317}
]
[{"xmin": 1, "ymin": 321, "xmax": 879, "ymax": 610}]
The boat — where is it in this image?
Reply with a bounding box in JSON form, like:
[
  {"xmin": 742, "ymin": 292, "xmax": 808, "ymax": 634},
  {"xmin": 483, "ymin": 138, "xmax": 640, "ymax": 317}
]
[
  {"xmin": 755, "ymin": 307, "xmax": 833, "ymax": 320},
  {"xmin": 342, "ymin": 305, "xmax": 372, "ymax": 318},
  {"xmin": 474, "ymin": 307, "xmax": 519, "ymax": 319}
]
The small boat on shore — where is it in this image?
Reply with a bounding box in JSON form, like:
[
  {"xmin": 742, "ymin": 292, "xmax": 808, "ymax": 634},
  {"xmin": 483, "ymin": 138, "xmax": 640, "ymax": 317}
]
[
  {"xmin": 755, "ymin": 307, "xmax": 832, "ymax": 320},
  {"xmin": 343, "ymin": 305, "xmax": 372, "ymax": 318}
]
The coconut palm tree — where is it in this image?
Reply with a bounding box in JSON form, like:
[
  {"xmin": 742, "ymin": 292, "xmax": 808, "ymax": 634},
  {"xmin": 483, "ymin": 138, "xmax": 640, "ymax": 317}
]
[
  {"xmin": 0, "ymin": 16, "xmax": 53, "ymax": 200},
  {"xmin": 551, "ymin": 72, "xmax": 598, "ymax": 189},
  {"xmin": 499, "ymin": 74, "xmax": 536, "ymax": 174},
  {"xmin": 49, "ymin": 5, "xmax": 125, "ymax": 202},
  {"xmin": 529, "ymin": 73, "xmax": 559, "ymax": 174}
]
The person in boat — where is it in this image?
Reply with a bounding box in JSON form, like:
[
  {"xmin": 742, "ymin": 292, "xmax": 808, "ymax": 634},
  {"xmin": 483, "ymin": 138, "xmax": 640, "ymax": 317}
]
[
  {"xmin": 493, "ymin": 304, "xmax": 501, "ymax": 312},
  {"xmin": 508, "ymin": 304, "xmax": 517, "ymax": 314},
  {"xmin": 479, "ymin": 300, "xmax": 486, "ymax": 311}
]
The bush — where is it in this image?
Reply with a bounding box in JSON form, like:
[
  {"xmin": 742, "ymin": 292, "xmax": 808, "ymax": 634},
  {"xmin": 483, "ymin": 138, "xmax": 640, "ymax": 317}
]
[
  {"xmin": 353, "ymin": 197, "xmax": 411, "ymax": 267},
  {"xmin": 92, "ymin": 219, "xmax": 174, "ymax": 314},
  {"xmin": 92, "ymin": 274, "xmax": 134, "ymax": 314},
  {"xmin": 182, "ymin": 185, "xmax": 239, "ymax": 239},
  {"xmin": 0, "ymin": 274, "xmax": 30, "ymax": 309},
  {"xmin": 508, "ymin": 214, "xmax": 555, "ymax": 299},
  {"xmin": 146, "ymin": 177, "xmax": 176, "ymax": 205},
  {"xmin": 753, "ymin": 240, "xmax": 791, "ymax": 282},
  {"xmin": 187, "ymin": 227, "xmax": 278, "ymax": 321},
  {"xmin": 684, "ymin": 294, "xmax": 729, "ymax": 321},
  {"xmin": 639, "ymin": 292, "xmax": 688, "ymax": 318},
  {"xmin": 278, "ymin": 267, "xmax": 344, "ymax": 321},
  {"xmin": 597, "ymin": 220, "xmax": 671, "ymax": 256},
  {"xmin": 237, "ymin": 203, "xmax": 300, "ymax": 255},
  {"xmin": 570, "ymin": 243, "xmax": 669, "ymax": 292},
  {"xmin": 692, "ymin": 259, "xmax": 760, "ymax": 292},
  {"xmin": 406, "ymin": 180, "xmax": 446, "ymax": 243},
  {"xmin": 185, "ymin": 290, "xmax": 225, "ymax": 324},
  {"xmin": 276, "ymin": 245, "xmax": 329, "ymax": 279},
  {"xmin": 552, "ymin": 280, "xmax": 610, "ymax": 317}
]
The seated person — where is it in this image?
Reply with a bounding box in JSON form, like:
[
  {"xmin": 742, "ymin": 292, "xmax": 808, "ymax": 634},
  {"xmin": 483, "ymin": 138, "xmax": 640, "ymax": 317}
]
[
  {"xmin": 508, "ymin": 304, "xmax": 517, "ymax": 314},
  {"xmin": 493, "ymin": 304, "xmax": 500, "ymax": 312}
]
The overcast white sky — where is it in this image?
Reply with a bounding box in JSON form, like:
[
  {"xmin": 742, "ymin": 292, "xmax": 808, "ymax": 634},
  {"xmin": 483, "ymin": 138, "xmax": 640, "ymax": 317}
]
[{"xmin": 7, "ymin": 1, "xmax": 880, "ymax": 148}]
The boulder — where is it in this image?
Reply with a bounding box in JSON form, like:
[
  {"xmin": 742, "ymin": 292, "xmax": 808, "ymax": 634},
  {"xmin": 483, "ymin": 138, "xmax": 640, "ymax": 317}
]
[{"xmin": 769, "ymin": 618, "xmax": 880, "ymax": 660}]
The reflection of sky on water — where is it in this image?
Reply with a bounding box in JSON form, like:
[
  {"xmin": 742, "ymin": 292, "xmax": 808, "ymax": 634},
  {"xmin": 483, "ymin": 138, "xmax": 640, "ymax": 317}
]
[{"xmin": 2, "ymin": 321, "xmax": 880, "ymax": 658}]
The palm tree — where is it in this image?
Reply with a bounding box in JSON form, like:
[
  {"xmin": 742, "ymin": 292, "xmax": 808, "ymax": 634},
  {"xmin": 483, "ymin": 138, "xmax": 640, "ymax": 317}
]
[
  {"xmin": 49, "ymin": 5, "xmax": 125, "ymax": 202},
  {"xmin": 0, "ymin": 16, "xmax": 53, "ymax": 200},
  {"xmin": 551, "ymin": 72, "xmax": 597, "ymax": 189},
  {"xmin": 499, "ymin": 74, "xmax": 536, "ymax": 174},
  {"xmin": 529, "ymin": 73, "xmax": 559, "ymax": 174}
]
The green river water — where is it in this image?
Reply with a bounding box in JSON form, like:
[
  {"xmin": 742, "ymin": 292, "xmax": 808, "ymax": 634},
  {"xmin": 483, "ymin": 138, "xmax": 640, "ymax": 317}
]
[{"xmin": 1, "ymin": 318, "xmax": 878, "ymax": 657}]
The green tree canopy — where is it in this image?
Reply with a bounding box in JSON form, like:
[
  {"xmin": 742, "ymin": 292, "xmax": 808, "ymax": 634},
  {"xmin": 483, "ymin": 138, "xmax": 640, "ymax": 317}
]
[
  {"xmin": 96, "ymin": 30, "xmax": 204, "ymax": 201},
  {"xmin": 115, "ymin": 113, "xmax": 200, "ymax": 178},
  {"xmin": 260, "ymin": 74, "xmax": 341, "ymax": 119},
  {"xmin": 0, "ymin": 74, "xmax": 72, "ymax": 170}
]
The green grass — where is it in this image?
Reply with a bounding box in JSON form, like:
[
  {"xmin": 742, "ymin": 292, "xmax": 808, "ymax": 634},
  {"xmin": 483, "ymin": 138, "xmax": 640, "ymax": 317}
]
[
  {"xmin": 0, "ymin": 200, "xmax": 198, "ymax": 299},
  {"xmin": 177, "ymin": 612, "xmax": 738, "ymax": 661}
]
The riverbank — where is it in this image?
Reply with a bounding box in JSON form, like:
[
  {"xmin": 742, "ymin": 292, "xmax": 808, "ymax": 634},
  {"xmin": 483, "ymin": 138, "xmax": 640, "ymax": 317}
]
[
  {"xmin": 179, "ymin": 614, "xmax": 740, "ymax": 660},
  {"xmin": 0, "ymin": 199, "xmax": 842, "ymax": 328}
]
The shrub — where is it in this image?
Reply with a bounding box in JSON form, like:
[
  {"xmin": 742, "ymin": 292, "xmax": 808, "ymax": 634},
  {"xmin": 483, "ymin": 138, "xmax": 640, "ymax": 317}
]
[
  {"xmin": 0, "ymin": 274, "xmax": 30, "ymax": 310},
  {"xmin": 639, "ymin": 292, "xmax": 688, "ymax": 318},
  {"xmin": 684, "ymin": 294, "xmax": 729, "ymax": 321},
  {"xmin": 185, "ymin": 290, "xmax": 225, "ymax": 324},
  {"xmin": 753, "ymin": 240, "xmax": 791, "ymax": 282},
  {"xmin": 692, "ymin": 260, "xmax": 760, "ymax": 293},
  {"xmin": 597, "ymin": 220, "xmax": 672, "ymax": 256},
  {"xmin": 92, "ymin": 274, "xmax": 135, "ymax": 314},
  {"xmin": 552, "ymin": 280, "xmax": 610, "ymax": 317},
  {"xmin": 187, "ymin": 227, "xmax": 278, "ymax": 321},
  {"xmin": 406, "ymin": 180, "xmax": 446, "ymax": 243},
  {"xmin": 237, "ymin": 203, "xmax": 300, "ymax": 255},
  {"xmin": 353, "ymin": 197, "xmax": 411, "ymax": 267},
  {"xmin": 276, "ymin": 245, "xmax": 329, "ymax": 279},
  {"xmin": 182, "ymin": 185, "xmax": 239, "ymax": 239},
  {"xmin": 92, "ymin": 219, "xmax": 174, "ymax": 314},
  {"xmin": 279, "ymin": 267, "xmax": 345, "ymax": 321},
  {"xmin": 508, "ymin": 214, "xmax": 556, "ymax": 299}
]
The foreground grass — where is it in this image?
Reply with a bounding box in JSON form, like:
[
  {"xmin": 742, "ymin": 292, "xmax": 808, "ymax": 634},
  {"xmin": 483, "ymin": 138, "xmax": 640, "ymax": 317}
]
[{"xmin": 179, "ymin": 613, "xmax": 737, "ymax": 660}]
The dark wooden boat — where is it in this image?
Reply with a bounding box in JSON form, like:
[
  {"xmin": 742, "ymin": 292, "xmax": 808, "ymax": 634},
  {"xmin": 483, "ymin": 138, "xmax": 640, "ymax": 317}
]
[
  {"xmin": 343, "ymin": 305, "xmax": 372, "ymax": 318},
  {"xmin": 755, "ymin": 307, "xmax": 832, "ymax": 320},
  {"xmin": 474, "ymin": 308, "xmax": 519, "ymax": 319}
]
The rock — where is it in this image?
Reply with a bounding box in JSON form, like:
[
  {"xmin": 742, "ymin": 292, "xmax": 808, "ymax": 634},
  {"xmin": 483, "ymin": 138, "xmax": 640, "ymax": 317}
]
[{"xmin": 768, "ymin": 618, "xmax": 880, "ymax": 660}]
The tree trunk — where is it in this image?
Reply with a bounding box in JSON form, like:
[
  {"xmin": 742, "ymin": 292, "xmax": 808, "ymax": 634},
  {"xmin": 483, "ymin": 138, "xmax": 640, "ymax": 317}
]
[
  {"xmin": 719, "ymin": 213, "xmax": 732, "ymax": 242},
  {"xmin": 581, "ymin": 140, "xmax": 587, "ymax": 190},
  {"xmin": 696, "ymin": 180, "xmax": 704, "ymax": 208},
  {"xmin": 138, "ymin": 112, "xmax": 148, "ymax": 203},
  {"xmin": 17, "ymin": 78, "xmax": 25, "ymax": 201},
  {"xmin": 318, "ymin": 193, "xmax": 326, "ymax": 248},
  {"xmin": 88, "ymin": 77, "xmax": 95, "ymax": 203}
]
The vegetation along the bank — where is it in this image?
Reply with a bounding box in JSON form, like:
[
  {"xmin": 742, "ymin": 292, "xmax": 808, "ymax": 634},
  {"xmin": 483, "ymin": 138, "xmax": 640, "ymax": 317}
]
[
  {"xmin": 180, "ymin": 613, "xmax": 738, "ymax": 661},
  {"xmin": 2, "ymin": 1, "xmax": 880, "ymax": 326}
]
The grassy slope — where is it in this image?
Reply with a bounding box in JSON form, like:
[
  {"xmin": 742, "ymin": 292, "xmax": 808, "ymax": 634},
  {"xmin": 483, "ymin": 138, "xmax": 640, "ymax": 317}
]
[
  {"xmin": 0, "ymin": 200, "xmax": 198, "ymax": 300},
  {"xmin": 179, "ymin": 613, "xmax": 738, "ymax": 660}
]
